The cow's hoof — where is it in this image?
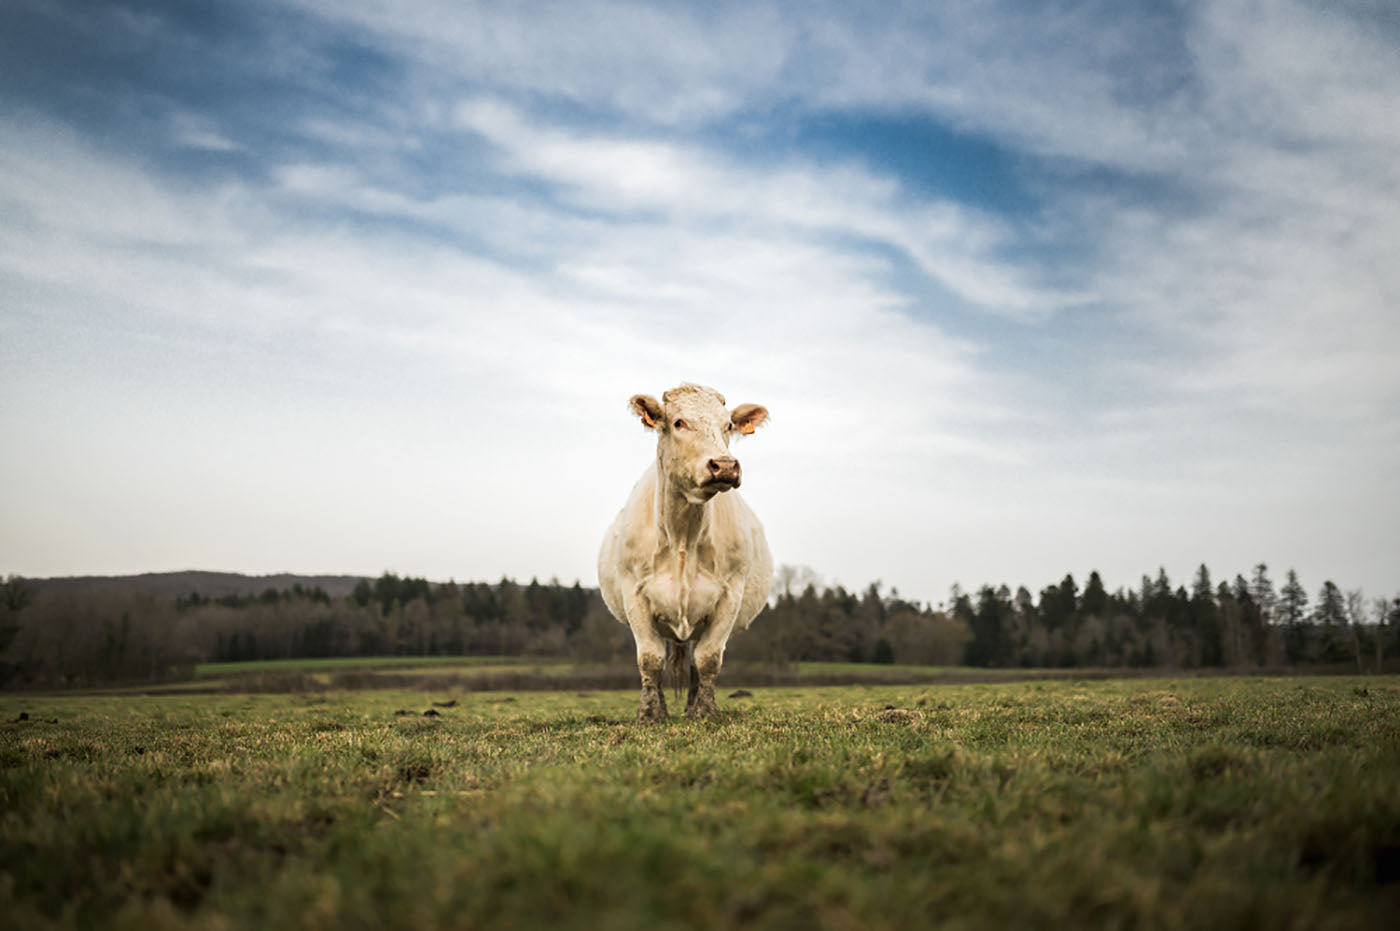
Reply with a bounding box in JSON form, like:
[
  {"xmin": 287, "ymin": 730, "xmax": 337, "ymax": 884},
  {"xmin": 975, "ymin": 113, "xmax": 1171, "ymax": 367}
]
[
  {"xmin": 686, "ymin": 700, "xmax": 718, "ymax": 719},
  {"xmin": 637, "ymin": 692, "xmax": 669, "ymax": 723}
]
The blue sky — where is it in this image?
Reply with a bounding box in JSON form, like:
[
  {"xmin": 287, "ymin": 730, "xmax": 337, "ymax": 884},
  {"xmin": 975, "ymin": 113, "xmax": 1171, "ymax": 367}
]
[{"xmin": 2, "ymin": 0, "xmax": 1398, "ymax": 608}]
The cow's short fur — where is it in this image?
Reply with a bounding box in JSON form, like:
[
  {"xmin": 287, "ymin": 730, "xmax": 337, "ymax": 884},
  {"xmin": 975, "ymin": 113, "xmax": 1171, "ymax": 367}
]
[{"xmin": 597, "ymin": 383, "xmax": 772, "ymax": 722}]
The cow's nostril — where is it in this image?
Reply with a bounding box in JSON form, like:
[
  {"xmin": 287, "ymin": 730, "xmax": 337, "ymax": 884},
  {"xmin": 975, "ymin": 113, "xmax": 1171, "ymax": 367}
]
[{"xmin": 708, "ymin": 457, "xmax": 740, "ymax": 478}]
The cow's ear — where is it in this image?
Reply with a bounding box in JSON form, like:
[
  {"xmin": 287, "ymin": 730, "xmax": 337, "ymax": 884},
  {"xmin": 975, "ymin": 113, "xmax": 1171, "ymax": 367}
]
[
  {"xmin": 731, "ymin": 403, "xmax": 768, "ymax": 435},
  {"xmin": 630, "ymin": 394, "xmax": 663, "ymax": 429}
]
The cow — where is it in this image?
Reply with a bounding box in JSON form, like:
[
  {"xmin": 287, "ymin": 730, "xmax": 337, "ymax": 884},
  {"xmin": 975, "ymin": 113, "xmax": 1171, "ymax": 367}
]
[{"xmin": 597, "ymin": 383, "xmax": 773, "ymax": 722}]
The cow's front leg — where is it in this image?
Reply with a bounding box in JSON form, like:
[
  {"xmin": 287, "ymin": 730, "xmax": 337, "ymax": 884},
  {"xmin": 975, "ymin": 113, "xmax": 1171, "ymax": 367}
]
[
  {"xmin": 688, "ymin": 588, "xmax": 741, "ymax": 719},
  {"xmin": 636, "ymin": 641, "xmax": 669, "ymax": 723},
  {"xmin": 624, "ymin": 588, "xmax": 668, "ymax": 723}
]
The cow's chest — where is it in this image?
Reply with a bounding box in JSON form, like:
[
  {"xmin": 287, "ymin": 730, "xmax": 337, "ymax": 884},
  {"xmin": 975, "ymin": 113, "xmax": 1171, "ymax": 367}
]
[{"xmin": 641, "ymin": 555, "xmax": 724, "ymax": 640}]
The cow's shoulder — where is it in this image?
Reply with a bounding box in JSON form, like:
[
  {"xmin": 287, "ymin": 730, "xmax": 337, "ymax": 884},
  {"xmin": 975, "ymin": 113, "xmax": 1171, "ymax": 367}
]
[
  {"xmin": 608, "ymin": 465, "xmax": 662, "ymax": 569},
  {"xmin": 699, "ymin": 491, "xmax": 762, "ymax": 570}
]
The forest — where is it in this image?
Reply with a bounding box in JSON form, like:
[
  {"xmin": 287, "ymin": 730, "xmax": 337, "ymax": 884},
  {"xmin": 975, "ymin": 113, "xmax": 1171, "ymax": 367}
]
[{"xmin": 1, "ymin": 565, "xmax": 1397, "ymax": 687}]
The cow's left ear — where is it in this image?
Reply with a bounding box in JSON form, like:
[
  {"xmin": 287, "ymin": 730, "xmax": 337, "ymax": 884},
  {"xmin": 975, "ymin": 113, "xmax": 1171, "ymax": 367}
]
[
  {"xmin": 630, "ymin": 394, "xmax": 663, "ymax": 429},
  {"xmin": 731, "ymin": 404, "xmax": 769, "ymax": 435}
]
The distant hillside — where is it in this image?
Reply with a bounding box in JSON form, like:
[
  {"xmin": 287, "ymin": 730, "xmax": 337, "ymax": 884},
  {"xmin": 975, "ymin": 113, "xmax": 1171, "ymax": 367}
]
[{"xmin": 27, "ymin": 571, "xmax": 374, "ymax": 600}]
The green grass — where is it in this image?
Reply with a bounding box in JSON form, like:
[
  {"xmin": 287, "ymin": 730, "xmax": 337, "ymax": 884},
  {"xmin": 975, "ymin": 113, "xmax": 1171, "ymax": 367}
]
[
  {"xmin": 794, "ymin": 660, "xmax": 960, "ymax": 677},
  {"xmin": 195, "ymin": 656, "xmax": 956, "ymax": 681},
  {"xmin": 193, "ymin": 655, "xmax": 542, "ymax": 678},
  {"xmin": 3, "ymin": 677, "xmax": 1398, "ymax": 929},
  {"xmin": 791, "ymin": 661, "xmax": 1071, "ymax": 679}
]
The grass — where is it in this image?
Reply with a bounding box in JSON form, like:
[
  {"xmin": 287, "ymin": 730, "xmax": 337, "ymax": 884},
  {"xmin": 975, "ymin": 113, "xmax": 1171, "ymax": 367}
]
[
  {"xmin": 193, "ymin": 655, "xmax": 541, "ymax": 678},
  {"xmin": 794, "ymin": 660, "xmax": 962, "ymax": 677},
  {"xmin": 3, "ymin": 677, "xmax": 1398, "ymax": 929},
  {"xmin": 791, "ymin": 661, "xmax": 1076, "ymax": 679},
  {"xmin": 170, "ymin": 657, "xmax": 1006, "ymax": 697},
  {"xmin": 178, "ymin": 657, "xmax": 1092, "ymax": 696}
]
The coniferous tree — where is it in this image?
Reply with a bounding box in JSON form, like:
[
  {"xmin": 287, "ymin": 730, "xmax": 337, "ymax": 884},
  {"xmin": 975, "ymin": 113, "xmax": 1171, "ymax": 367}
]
[
  {"xmin": 1250, "ymin": 564, "xmax": 1276, "ymax": 625},
  {"xmin": 1191, "ymin": 564, "xmax": 1223, "ymax": 666},
  {"xmin": 1191, "ymin": 565, "xmax": 1214, "ymax": 603},
  {"xmin": 967, "ymin": 584, "xmax": 1014, "ymax": 667},
  {"xmin": 1279, "ymin": 570, "xmax": 1308, "ymax": 625},
  {"xmin": 1313, "ymin": 581, "xmax": 1346, "ymax": 625},
  {"xmin": 1218, "ymin": 581, "xmax": 1246, "ymax": 666},
  {"xmin": 1314, "ymin": 580, "xmax": 1349, "ymax": 663},
  {"xmin": 1012, "ymin": 586, "xmax": 1038, "ymax": 666},
  {"xmin": 1279, "ymin": 570, "xmax": 1310, "ymax": 663},
  {"xmin": 1081, "ymin": 571, "xmax": 1108, "ymax": 620}
]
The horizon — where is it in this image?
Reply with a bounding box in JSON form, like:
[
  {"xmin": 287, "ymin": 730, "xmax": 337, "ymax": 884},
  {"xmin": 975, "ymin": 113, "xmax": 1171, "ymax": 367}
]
[
  {"xmin": 18, "ymin": 561, "xmax": 1383, "ymax": 613},
  {"xmin": 3, "ymin": 1, "xmax": 1398, "ymax": 608}
]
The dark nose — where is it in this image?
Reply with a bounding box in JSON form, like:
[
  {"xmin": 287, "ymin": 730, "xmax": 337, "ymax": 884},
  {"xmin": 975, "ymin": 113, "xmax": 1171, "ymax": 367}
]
[{"xmin": 707, "ymin": 456, "xmax": 741, "ymax": 484}]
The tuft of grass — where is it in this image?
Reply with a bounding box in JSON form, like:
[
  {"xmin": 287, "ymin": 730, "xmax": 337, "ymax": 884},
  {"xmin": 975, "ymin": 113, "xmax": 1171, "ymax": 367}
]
[{"xmin": 2, "ymin": 678, "xmax": 1398, "ymax": 929}]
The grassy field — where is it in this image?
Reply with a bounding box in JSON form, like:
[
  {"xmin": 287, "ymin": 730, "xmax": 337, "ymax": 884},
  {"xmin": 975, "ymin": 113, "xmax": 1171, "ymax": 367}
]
[
  {"xmin": 191, "ymin": 656, "xmax": 1046, "ymax": 680},
  {"xmin": 167, "ymin": 657, "xmax": 1027, "ymax": 697},
  {"xmin": 174, "ymin": 656, "xmax": 1104, "ymax": 697},
  {"xmin": 3, "ymin": 677, "xmax": 1398, "ymax": 930},
  {"xmin": 193, "ymin": 655, "xmax": 539, "ymax": 678}
]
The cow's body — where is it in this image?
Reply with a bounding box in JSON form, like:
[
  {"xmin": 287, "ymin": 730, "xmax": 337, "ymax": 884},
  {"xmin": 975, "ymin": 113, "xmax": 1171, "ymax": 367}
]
[{"xmin": 598, "ymin": 383, "xmax": 772, "ymax": 721}]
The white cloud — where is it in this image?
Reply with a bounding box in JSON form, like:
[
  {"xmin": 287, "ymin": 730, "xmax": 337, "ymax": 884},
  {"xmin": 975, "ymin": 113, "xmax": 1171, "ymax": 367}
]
[
  {"xmin": 455, "ymin": 96, "xmax": 1070, "ymax": 314},
  {"xmin": 0, "ymin": 112, "xmax": 1020, "ymax": 599},
  {"xmin": 285, "ymin": 0, "xmax": 790, "ymax": 125},
  {"xmin": 2, "ymin": 0, "xmax": 1397, "ymax": 604},
  {"xmin": 169, "ymin": 112, "xmax": 243, "ymax": 152}
]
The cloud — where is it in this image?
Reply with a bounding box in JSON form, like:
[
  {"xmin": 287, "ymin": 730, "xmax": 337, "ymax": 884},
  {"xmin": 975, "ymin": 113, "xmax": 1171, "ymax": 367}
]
[
  {"xmin": 284, "ymin": 0, "xmax": 791, "ymax": 125},
  {"xmin": 0, "ymin": 108, "xmax": 1019, "ymax": 596},
  {"xmin": 2, "ymin": 0, "xmax": 1397, "ymax": 603},
  {"xmin": 1048, "ymin": 3, "xmax": 1400, "ymax": 446},
  {"xmin": 455, "ymin": 96, "xmax": 1072, "ymax": 314},
  {"xmin": 169, "ymin": 112, "xmax": 244, "ymax": 152}
]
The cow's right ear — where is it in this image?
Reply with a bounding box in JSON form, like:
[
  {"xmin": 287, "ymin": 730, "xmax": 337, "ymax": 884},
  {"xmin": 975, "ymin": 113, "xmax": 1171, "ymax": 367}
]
[{"xmin": 629, "ymin": 394, "xmax": 663, "ymax": 429}]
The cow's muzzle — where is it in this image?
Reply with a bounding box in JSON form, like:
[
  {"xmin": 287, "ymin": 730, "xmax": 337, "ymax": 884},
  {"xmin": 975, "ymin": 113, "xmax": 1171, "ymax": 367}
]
[{"xmin": 705, "ymin": 456, "xmax": 741, "ymax": 489}]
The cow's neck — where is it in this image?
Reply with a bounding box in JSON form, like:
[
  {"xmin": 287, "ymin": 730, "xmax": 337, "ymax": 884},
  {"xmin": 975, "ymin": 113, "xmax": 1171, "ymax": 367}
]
[
  {"xmin": 653, "ymin": 468, "xmax": 711, "ymax": 641},
  {"xmin": 654, "ymin": 469, "xmax": 711, "ymax": 558}
]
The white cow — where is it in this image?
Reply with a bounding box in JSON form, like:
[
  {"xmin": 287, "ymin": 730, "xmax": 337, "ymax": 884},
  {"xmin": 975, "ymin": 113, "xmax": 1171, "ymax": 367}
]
[{"xmin": 598, "ymin": 383, "xmax": 773, "ymax": 722}]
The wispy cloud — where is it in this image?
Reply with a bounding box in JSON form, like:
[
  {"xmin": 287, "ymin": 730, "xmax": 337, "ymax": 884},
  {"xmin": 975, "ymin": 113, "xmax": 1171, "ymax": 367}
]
[
  {"xmin": 455, "ymin": 96, "xmax": 1067, "ymax": 313},
  {"xmin": 1, "ymin": 0, "xmax": 1397, "ymax": 602},
  {"xmin": 169, "ymin": 112, "xmax": 244, "ymax": 152}
]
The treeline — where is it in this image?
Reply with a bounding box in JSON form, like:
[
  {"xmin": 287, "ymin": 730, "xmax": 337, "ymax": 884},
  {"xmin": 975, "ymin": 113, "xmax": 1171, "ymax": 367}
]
[
  {"xmin": 733, "ymin": 565, "xmax": 1400, "ymax": 671},
  {"xmin": 0, "ymin": 573, "xmax": 631, "ymax": 687},
  {"xmin": 2, "ymin": 565, "xmax": 1397, "ymax": 687}
]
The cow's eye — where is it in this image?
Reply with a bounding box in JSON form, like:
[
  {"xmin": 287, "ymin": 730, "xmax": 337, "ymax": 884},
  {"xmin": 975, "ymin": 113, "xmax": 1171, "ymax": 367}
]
[{"xmin": 673, "ymin": 419, "xmax": 687, "ymax": 430}]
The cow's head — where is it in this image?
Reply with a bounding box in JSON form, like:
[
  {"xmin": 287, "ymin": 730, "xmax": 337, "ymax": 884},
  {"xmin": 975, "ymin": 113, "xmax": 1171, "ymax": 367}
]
[{"xmin": 630, "ymin": 383, "xmax": 768, "ymax": 503}]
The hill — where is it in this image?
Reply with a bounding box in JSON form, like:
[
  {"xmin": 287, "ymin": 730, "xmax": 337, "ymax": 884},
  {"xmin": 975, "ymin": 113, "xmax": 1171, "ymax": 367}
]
[{"xmin": 26, "ymin": 570, "xmax": 373, "ymax": 600}]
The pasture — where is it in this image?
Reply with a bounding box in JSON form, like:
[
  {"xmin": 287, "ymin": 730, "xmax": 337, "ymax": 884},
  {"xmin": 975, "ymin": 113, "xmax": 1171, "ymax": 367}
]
[{"xmin": 3, "ymin": 676, "xmax": 1398, "ymax": 930}]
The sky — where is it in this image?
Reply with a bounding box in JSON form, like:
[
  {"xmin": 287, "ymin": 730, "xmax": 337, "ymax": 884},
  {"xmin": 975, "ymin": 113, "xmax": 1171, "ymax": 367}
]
[{"xmin": 2, "ymin": 0, "xmax": 1398, "ymax": 608}]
